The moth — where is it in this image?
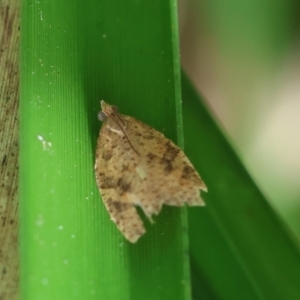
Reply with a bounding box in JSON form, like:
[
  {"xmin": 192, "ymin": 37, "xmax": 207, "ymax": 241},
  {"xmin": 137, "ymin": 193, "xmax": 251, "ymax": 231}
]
[{"xmin": 94, "ymin": 101, "xmax": 207, "ymax": 243}]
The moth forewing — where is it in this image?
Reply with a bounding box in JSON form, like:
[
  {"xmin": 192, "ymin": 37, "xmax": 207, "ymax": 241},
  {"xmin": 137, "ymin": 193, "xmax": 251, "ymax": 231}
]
[{"xmin": 95, "ymin": 101, "xmax": 207, "ymax": 243}]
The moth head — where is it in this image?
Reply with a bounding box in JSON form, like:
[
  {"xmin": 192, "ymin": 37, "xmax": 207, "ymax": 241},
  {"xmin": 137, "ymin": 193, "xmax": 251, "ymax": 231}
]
[
  {"xmin": 99, "ymin": 100, "xmax": 119, "ymax": 122},
  {"xmin": 98, "ymin": 111, "xmax": 107, "ymax": 122}
]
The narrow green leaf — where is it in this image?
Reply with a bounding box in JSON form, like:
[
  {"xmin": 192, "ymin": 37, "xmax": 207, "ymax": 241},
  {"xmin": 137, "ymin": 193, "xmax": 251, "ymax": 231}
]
[
  {"xmin": 181, "ymin": 73, "xmax": 300, "ymax": 299},
  {"xmin": 20, "ymin": 1, "xmax": 190, "ymax": 299}
]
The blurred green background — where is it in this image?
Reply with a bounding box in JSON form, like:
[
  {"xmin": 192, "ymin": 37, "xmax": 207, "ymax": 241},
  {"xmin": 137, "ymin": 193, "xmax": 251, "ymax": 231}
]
[{"xmin": 180, "ymin": 0, "xmax": 300, "ymax": 240}]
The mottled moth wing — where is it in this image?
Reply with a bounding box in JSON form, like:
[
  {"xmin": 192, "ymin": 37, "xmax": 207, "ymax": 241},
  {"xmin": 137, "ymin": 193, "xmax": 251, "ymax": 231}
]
[
  {"xmin": 95, "ymin": 119, "xmax": 146, "ymax": 243},
  {"xmin": 95, "ymin": 101, "xmax": 207, "ymax": 243}
]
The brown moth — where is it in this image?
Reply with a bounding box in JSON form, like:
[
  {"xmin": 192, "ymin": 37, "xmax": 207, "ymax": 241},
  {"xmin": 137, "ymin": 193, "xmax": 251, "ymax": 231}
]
[{"xmin": 94, "ymin": 101, "xmax": 207, "ymax": 243}]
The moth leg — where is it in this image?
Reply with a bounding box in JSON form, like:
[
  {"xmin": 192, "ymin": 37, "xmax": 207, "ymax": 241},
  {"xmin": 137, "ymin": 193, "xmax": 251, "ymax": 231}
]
[{"xmin": 104, "ymin": 198, "xmax": 146, "ymax": 243}]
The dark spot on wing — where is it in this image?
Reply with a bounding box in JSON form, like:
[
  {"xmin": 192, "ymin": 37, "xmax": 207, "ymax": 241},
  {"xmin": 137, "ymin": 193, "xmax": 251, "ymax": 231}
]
[
  {"xmin": 164, "ymin": 161, "xmax": 173, "ymax": 173},
  {"xmin": 2, "ymin": 155, "xmax": 7, "ymax": 166},
  {"xmin": 163, "ymin": 141, "xmax": 180, "ymax": 161},
  {"xmin": 144, "ymin": 134, "xmax": 154, "ymax": 140},
  {"xmin": 99, "ymin": 174, "xmax": 116, "ymax": 189},
  {"xmin": 107, "ymin": 198, "xmax": 130, "ymax": 213},
  {"xmin": 117, "ymin": 177, "xmax": 131, "ymax": 193},
  {"xmin": 111, "ymin": 143, "xmax": 118, "ymax": 149},
  {"xmin": 147, "ymin": 152, "xmax": 156, "ymax": 160},
  {"xmin": 121, "ymin": 164, "xmax": 129, "ymax": 172},
  {"xmin": 181, "ymin": 165, "xmax": 195, "ymax": 179},
  {"xmin": 102, "ymin": 149, "xmax": 113, "ymax": 161}
]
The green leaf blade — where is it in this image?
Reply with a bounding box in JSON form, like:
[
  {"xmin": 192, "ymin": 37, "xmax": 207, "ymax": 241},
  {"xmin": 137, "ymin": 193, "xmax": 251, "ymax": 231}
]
[
  {"xmin": 20, "ymin": 1, "xmax": 189, "ymax": 299},
  {"xmin": 182, "ymin": 73, "xmax": 300, "ymax": 300}
]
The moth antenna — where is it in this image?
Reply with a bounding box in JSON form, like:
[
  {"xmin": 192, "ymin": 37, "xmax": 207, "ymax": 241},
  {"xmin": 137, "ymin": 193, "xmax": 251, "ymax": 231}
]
[
  {"xmin": 107, "ymin": 111, "xmax": 139, "ymax": 156},
  {"xmin": 112, "ymin": 106, "xmax": 126, "ymax": 126}
]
